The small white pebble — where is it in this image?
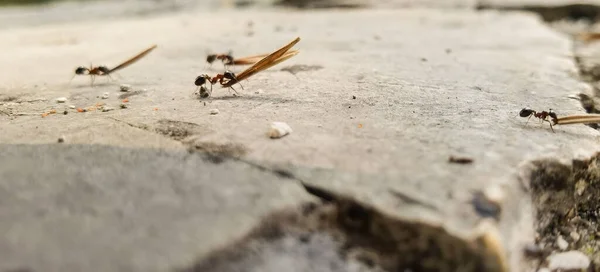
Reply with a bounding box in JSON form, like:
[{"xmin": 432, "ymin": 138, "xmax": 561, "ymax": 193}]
[
  {"xmin": 556, "ymin": 236, "xmax": 568, "ymax": 250},
  {"xmin": 547, "ymin": 251, "xmax": 590, "ymax": 270},
  {"xmin": 268, "ymin": 122, "xmax": 292, "ymax": 139},
  {"xmin": 570, "ymin": 232, "xmax": 581, "ymax": 243},
  {"xmin": 69, "ymin": 105, "xmax": 75, "ymax": 109},
  {"xmin": 101, "ymin": 92, "xmax": 109, "ymax": 99},
  {"xmin": 575, "ymin": 179, "xmax": 587, "ymax": 196},
  {"xmin": 119, "ymin": 84, "xmax": 131, "ymax": 92},
  {"xmin": 101, "ymin": 106, "xmax": 114, "ymax": 112},
  {"xmin": 56, "ymin": 97, "xmax": 67, "ymax": 103},
  {"xmin": 210, "ymin": 109, "xmax": 219, "ymax": 115}
]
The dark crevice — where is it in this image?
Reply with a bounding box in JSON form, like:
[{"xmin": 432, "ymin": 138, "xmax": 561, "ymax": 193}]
[
  {"xmin": 106, "ymin": 117, "xmax": 298, "ymax": 180},
  {"xmin": 475, "ymin": 4, "xmax": 600, "ymax": 23},
  {"xmin": 177, "ymin": 184, "xmax": 508, "ymax": 272}
]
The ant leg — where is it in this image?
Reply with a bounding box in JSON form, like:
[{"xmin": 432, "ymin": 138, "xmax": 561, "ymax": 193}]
[
  {"xmin": 525, "ymin": 115, "xmax": 533, "ymax": 125},
  {"xmin": 68, "ymin": 74, "xmax": 76, "ymax": 85},
  {"xmin": 90, "ymin": 75, "xmax": 96, "ymax": 87},
  {"xmin": 228, "ymin": 85, "xmax": 240, "ymax": 96},
  {"xmin": 546, "ymin": 120, "xmax": 556, "ymax": 133}
]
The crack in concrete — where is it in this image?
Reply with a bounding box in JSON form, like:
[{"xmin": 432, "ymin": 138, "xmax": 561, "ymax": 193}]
[
  {"xmin": 106, "ymin": 116, "xmax": 302, "ymax": 182},
  {"xmin": 179, "ymin": 182, "xmax": 509, "ymax": 272}
]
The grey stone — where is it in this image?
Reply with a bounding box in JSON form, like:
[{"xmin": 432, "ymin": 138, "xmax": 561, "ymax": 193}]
[
  {"xmin": 0, "ymin": 144, "xmax": 312, "ymax": 272},
  {"xmin": 0, "ymin": 3, "xmax": 598, "ymax": 272}
]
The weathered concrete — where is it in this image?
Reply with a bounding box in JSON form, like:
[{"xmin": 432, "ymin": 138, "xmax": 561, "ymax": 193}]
[
  {"xmin": 0, "ymin": 3, "xmax": 599, "ymax": 272},
  {"xmin": 0, "ymin": 144, "xmax": 314, "ymax": 272}
]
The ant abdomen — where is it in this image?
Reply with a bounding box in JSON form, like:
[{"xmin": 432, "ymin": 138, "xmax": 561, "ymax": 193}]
[
  {"xmin": 75, "ymin": 67, "xmax": 88, "ymax": 75},
  {"xmin": 98, "ymin": 66, "xmax": 111, "ymax": 74},
  {"xmin": 223, "ymin": 71, "xmax": 237, "ymax": 80},
  {"xmin": 519, "ymin": 108, "xmax": 535, "ymax": 117},
  {"xmin": 206, "ymin": 55, "xmax": 217, "ymax": 64}
]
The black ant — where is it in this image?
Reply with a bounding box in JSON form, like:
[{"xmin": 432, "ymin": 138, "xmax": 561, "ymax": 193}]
[
  {"xmin": 519, "ymin": 108, "xmax": 558, "ymax": 132},
  {"xmin": 71, "ymin": 44, "xmax": 157, "ymax": 86},
  {"xmin": 193, "ymin": 70, "xmax": 243, "ymax": 98},
  {"xmin": 206, "ymin": 53, "xmax": 234, "ymax": 67}
]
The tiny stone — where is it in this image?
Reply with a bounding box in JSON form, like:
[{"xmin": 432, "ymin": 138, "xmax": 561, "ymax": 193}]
[
  {"xmin": 352, "ymin": 95, "xmax": 356, "ymax": 99},
  {"xmin": 101, "ymin": 106, "xmax": 114, "ymax": 112},
  {"xmin": 56, "ymin": 97, "xmax": 67, "ymax": 103},
  {"xmin": 69, "ymin": 105, "xmax": 75, "ymax": 109},
  {"xmin": 63, "ymin": 110, "xmax": 68, "ymax": 115},
  {"xmin": 119, "ymin": 84, "xmax": 131, "ymax": 92},
  {"xmin": 210, "ymin": 109, "xmax": 219, "ymax": 115},
  {"xmin": 268, "ymin": 122, "xmax": 292, "ymax": 139},
  {"xmin": 120, "ymin": 104, "xmax": 128, "ymax": 109},
  {"xmin": 556, "ymin": 236, "xmax": 569, "ymax": 250},
  {"xmin": 575, "ymin": 179, "xmax": 587, "ymax": 196},
  {"xmin": 570, "ymin": 232, "xmax": 581, "ymax": 242},
  {"xmin": 57, "ymin": 136, "xmax": 65, "ymax": 143},
  {"xmin": 547, "ymin": 251, "xmax": 590, "ymax": 270},
  {"xmin": 101, "ymin": 92, "xmax": 109, "ymax": 99},
  {"xmin": 255, "ymin": 89, "xmax": 263, "ymax": 94}
]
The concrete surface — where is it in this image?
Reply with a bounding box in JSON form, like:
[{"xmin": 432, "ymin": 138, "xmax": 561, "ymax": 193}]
[{"xmin": 1, "ymin": 1, "xmax": 599, "ymax": 272}]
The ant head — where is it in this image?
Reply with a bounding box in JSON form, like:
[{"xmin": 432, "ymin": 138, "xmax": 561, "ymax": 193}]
[
  {"xmin": 194, "ymin": 74, "xmax": 209, "ymax": 86},
  {"xmin": 223, "ymin": 71, "xmax": 236, "ymax": 80},
  {"xmin": 75, "ymin": 66, "xmax": 88, "ymax": 75},
  {"xmin": 98, "ymin": 66, "xmax": 110, "ymax": 74},
  {"xmin": 519, "ymin": 108, "xmax": 535, "ymax": 117},
  {"xmin": 206, "ymin": 54, "xmax": 217, "ymax": 64}
]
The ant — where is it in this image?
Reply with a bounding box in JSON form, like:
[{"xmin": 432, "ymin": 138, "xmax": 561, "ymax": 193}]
[
  {"xmin": 519, "ymin": 108, "xmax": 558, "ymax": 132},
  {"xmin": 73, "ymin": 65, "xmax": 113, "ymax": 86},
  {"xmin": 206, "ymin": 51, "xmax": 268, "ymax": 70},
  {"xmin": 206, "ymin": 53, "xmax": 234, "ymax": 66},
  {"xmin": 194, "ymin": 71, "xmax": 242, "ymax": 98},
  {"xmin": 72, "ymin": 44, "xmax": 157, "ymax": 86},
  {"xmin": 194, "ymin": 37, "xmax": 300, "ymax": 98}
]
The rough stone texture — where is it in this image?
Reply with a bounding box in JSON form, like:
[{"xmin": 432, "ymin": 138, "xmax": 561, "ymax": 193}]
[
  {"xmin": 1, "ymin": 2, "xmax": 599, "ymax": 272},
  {"xmin": 0, "ymin": 144, "xmax": 313, "ymax": 272}
]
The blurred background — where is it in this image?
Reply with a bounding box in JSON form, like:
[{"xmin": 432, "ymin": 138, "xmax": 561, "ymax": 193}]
[{"xmin": 0, "ymin": 0, "xmax": 376, "ymax": 29}]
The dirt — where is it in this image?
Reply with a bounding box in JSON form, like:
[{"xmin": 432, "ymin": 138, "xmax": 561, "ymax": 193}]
[{"xmin": 527, "ymin": 156, "xmax": 600, "ymax": 270}]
